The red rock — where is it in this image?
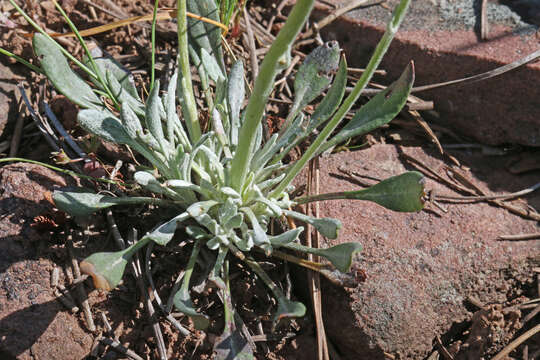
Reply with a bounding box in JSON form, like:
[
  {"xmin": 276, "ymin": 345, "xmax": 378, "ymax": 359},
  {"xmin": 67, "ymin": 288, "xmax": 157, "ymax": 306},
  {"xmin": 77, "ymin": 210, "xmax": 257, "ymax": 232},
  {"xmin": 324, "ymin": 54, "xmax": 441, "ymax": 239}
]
[
  {"xmin": 305, "ymin": 145, "xmax": 538, "ymax": 358},
  {"xmin": 0, "ymin": 163, "xmax": 93, "ymax": 359},
  {"xmin": 312, "ymin": 0, "xmax": 540, "ymax": 146}
]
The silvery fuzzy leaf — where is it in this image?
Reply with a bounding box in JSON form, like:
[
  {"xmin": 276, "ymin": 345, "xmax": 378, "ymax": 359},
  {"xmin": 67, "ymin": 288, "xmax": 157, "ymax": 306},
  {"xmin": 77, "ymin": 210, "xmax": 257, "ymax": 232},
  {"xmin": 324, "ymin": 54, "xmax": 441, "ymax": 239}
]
[
  {"xmin": 233, "ymin": 234, "xmax": 253, "ymax": 252},
  {"xmin": 106, "ymin": 70, "xmax": 145, "ymax": 116},
  {"xmin": 200, "ymin": 47, "xmax": 225, "ymax": 82},
  {"xmin": 141, "ymin": 212, "xmax": 189, "ymax": 246},
  {"xmin": 134, "ymin": 171, "xmax": 165, "ymax": 194},
  {"xmin": 282, "ymin": 242, "xmax": 362, "ymax": 273},
  {"xmin": 33, "ymin": 33, "xmax": 102, "ymax": 110},
  {"xmin": 120, "ymin": 102, "xmax": 143, "ymax": 139},
  {"xmin": 220, "ymin": 187, "xmax": 241, "ymax": 199},
  {"xmin": 85, "ymin": 45, "xmax": 140, "ymax": 100},
  {"xmin": 224, "ymin": 214, "xmax": 243, "ymax": 230},
  {"xmin": 227, "ymin": 61, "xmax": 244, "ymax": 146},
  {"xmin": 241, "ymin": 208, "xmax": 269, "ymax": 247},
  {"xmin": 218, "ymin": 198, "xmax": 238, "ymax": 224},
  {"xmin": 187, "ymin": 200, "xmax": 219, "ymax": 218},
  {"xmin": 269, "ymin": 227, "xmax": 304, "ymax": 247},
  {"xmin": 77, "ymin": 109, "xmax": 134, "ymax": 145},
  {"xmin": 292, "ymin": 41, "xmax": 341, "ymax": 117},
  {"xmin": 146, "ymin": 80, "xmax": 168, "ymax": 152},
  {"xmin": 257, "ymin": 173, "xmax": 286, "ymax": 193},
  {"xmin": 185, "ymin": 225, "xmax": 210, "ymax": 241},
  {"xmin": 187, "ymin": 0, "xmax": 224, "ymax": 70}
]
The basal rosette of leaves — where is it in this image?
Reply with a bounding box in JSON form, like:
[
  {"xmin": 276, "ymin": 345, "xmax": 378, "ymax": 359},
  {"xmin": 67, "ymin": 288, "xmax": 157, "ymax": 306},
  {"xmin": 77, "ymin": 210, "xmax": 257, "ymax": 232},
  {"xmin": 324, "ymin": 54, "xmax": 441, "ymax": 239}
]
[{"xmin": 3, "ymin": 0, "xmax": 422, "ymax": 358}]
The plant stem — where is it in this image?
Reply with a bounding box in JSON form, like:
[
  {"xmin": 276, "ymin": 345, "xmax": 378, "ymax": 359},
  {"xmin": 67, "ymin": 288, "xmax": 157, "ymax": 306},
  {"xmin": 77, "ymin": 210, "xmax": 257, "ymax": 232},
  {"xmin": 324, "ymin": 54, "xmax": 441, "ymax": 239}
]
[
  {"xmin": 229, "ymin": 0, "xmax": 315, "ymax": 191},
  {"xmin": 270, "ymin": 0, "xmax": 411, "ymax": 198},
  {"xmin": 177, "ymin": 0, "xmax": 202, "ymax": 142},
  {"xmin": 150, "ymin": 0, "xmax": 159, "ymax": 91},
  {"xmin": 8, "ymin": 0, "xmax": 97, "ymax": 80},
  {"xmin": 0, "ymin": 157, "xmax": 123, "ymax": 185},
  {"xmin": 51, "ymin": 0, "xmax": 119, "ymax": 108},
  {"xmin": 0, "ymin": 47, "xmax": 43, "ymax": 74}
]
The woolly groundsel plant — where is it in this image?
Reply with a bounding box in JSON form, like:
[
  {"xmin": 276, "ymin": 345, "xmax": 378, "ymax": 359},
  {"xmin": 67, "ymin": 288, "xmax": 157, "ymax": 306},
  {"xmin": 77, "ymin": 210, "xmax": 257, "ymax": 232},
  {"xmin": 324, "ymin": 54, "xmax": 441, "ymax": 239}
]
[{"xmin": 2, "ymin": 0, "xmax": 424, "ymax": 357}]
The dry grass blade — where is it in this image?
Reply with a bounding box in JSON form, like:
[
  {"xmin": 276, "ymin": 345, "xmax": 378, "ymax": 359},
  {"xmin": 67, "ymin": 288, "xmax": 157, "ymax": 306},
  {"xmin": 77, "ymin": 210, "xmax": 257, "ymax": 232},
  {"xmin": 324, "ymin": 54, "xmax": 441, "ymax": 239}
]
[
  {"xmin": 307, "ymin": 157, "xmax": 329, "ymax": 360},
  {"xmin": 23, "ymin": 9, "xmax": 227, "ymax": 39},
  {"xmin": 301, "ymin": 0, "xmax": 380, "ymax": 40},
  {"xmin": 412, "ymin": 49, "xmax": 540, "ymax": 93}
]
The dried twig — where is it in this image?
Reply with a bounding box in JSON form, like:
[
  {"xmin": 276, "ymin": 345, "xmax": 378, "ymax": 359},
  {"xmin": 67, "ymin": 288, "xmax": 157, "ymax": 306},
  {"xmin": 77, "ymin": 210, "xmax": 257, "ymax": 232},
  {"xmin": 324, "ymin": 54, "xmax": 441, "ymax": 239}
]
[
  {"xmin": 307, "ymin": 157, "xmax": 329, "ymax": 360},
  {"xmin": 498, "ymin": 233, "xmax": 540, "ymax": 241},
  {"xmin": 435, "ymin": 335, "xmax": 454, "ymax": 360},
  {"xmin": 67, "ymin": 231, "xmax": 96, "ymax": 331},
  {"xmin": 480, "ymin": 0, "xmax": 489, "ymax": 41},
  {"xmin": 491, "ymin": 323, "xmax": 540, "ymax": 360},
  {"xmin": 99, "ymin": 337, "xmax": 145, "ymax": 360},
  {"xmin": 8, "ymin": 96, "xmax": 24, "ymax": 157}
]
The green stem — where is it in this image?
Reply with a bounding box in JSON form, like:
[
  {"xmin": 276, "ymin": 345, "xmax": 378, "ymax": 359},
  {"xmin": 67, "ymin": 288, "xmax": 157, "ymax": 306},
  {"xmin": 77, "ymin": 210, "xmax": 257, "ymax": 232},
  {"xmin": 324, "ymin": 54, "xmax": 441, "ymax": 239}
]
[
  {"xmin": 150, "ymin": 0, "xmax": 159, "ymax": 91},
  {"xmin": 294, "ymin": 191, "xmax": 350, "ymax": 204},
  {"xmin": 229, "ymin": 0, "xmax": 315, "ymax": 191},
  {"xmin": 177, "ymin": 0, "xmax": 202, "ymax": 142},
  {"xmin": 0, "ymin": 47, "xmax": 43, "ymax": 74},
  {"xmin": 52, "ymin": 0, "xmax": 119, "ymax": 108},
  {"xmin": 270, "ymin": 0, "xmax": 411, "ymax": 198},
  {"xmin": 8, "ymin": 0, "xmax": 97, "ymax": 80},
  {"xmin": 0, "ymin": 157, "xmax": 123, "ymax": 185}
]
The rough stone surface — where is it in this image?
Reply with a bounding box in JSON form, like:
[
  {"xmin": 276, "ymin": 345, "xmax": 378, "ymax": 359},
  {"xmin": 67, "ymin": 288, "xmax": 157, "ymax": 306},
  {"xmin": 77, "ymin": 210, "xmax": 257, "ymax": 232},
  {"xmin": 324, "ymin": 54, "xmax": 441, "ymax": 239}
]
[
  {"xmin": 0, "ymin": 163, "xmax": 92, "ymax": 359},
  {"xmin": 309, "ymin": 145, "xmax": 539, "ymax": 359},
  {"xmin": 0, "ymin": 60, "xmax": 19, "ymax": 138},
  {"xmin": 313, "ymin": 0, "xmax": 540, "ymax": 146}
]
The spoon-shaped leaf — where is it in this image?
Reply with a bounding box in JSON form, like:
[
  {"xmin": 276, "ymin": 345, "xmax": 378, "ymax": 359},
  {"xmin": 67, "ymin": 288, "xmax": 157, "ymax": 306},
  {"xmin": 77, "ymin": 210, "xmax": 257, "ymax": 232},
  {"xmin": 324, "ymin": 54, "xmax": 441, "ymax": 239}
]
[
  {"xmin": 296, "ymin": 171, "xmax": 426, "ymax": 212},
  {"xmin": 33, "ymin": 33, "xmax": 102, "ymax": 110},
  {"xmin": 52, "ymin": 188, "xmax": 166, "ymax": 217},
  {"xmin": 80, "ymin": 237, "xmax": 150, "ymax": 291},
  {"xmin": 283, "ymin": 210, "xmax": 341, "ymax": 239},
  {"xmin": 273, "ymin": 297, "xmax": 306, "ymax": 330},
  {"xmin": 282, "ymin": 242, "xmax": 362, "ymax": 273}
]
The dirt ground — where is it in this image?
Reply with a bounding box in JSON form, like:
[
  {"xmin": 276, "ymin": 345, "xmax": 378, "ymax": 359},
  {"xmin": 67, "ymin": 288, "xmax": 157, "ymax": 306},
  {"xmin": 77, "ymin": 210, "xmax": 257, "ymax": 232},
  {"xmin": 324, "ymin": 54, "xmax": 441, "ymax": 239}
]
[{"xmin": 0, "ymin": 1, "xmax": 539, "ymax": 359}]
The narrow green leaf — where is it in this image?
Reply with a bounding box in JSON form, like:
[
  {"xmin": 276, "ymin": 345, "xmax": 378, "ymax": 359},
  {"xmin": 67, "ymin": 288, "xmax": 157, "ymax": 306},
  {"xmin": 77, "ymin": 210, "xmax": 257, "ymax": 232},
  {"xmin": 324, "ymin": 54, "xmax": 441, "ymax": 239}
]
[
  {"xmin": 33, "ymin": 33, "xmax": 102, "ymax": 109},
  {"xmin": 320, "ymin": 62, "xmax": 415, "ymax": 153},
  {"xmin": 282, "ymin": 242, "xmax": 362, "ymax": 273},
  {"xmin": 307, "ymin": 56, "xmax": 347, "ymax": 131}
]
